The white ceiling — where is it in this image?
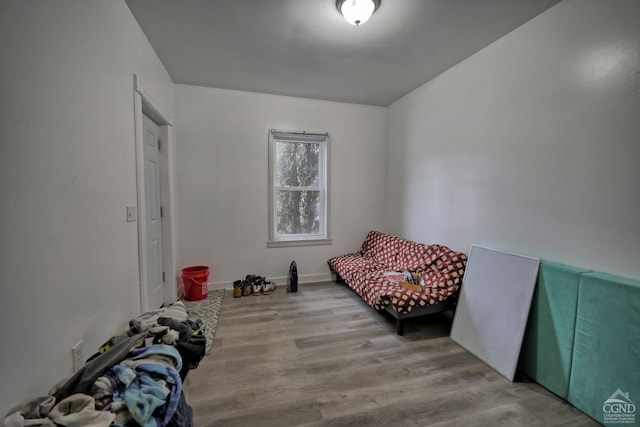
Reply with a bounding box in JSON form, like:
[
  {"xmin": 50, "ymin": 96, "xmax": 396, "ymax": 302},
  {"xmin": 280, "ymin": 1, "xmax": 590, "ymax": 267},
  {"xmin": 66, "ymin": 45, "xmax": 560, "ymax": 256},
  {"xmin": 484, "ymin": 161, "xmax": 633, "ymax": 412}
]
[{"xmin": 125, "ymin": 0, "xmax": 561, "ymax": 106}]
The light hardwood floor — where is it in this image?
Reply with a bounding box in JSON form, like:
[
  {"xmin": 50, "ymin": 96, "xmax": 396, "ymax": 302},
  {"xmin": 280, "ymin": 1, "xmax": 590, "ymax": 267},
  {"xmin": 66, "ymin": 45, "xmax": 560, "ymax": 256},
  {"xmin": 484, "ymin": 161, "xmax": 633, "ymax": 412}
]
[{"xmin": 186, "ymin": 282, "xmax": 600, "ymax": 427}]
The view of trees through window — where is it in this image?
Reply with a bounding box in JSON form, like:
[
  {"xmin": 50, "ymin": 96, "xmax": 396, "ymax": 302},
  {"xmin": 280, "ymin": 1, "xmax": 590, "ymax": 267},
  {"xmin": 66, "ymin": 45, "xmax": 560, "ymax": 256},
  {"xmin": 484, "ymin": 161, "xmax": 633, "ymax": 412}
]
[{"xmin": 275, "ymin": 141, "xmax": 320, "ymax": 235}]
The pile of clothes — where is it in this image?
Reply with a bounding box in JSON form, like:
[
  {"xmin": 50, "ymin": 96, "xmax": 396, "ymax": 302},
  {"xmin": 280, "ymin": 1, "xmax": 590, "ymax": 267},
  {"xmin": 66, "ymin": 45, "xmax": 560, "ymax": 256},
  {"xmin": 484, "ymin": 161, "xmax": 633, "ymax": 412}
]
[{"xmin": 3, "ymin": 301, "xmax": 206, "ymax": 427}]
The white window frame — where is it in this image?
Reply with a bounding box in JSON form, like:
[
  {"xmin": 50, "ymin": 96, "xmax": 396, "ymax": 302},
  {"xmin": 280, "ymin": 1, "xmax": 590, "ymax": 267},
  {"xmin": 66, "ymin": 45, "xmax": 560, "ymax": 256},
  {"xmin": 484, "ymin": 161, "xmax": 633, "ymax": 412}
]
[{"xmin": 268, "ymin": 130, "xmax": 331, "ymax": 248}]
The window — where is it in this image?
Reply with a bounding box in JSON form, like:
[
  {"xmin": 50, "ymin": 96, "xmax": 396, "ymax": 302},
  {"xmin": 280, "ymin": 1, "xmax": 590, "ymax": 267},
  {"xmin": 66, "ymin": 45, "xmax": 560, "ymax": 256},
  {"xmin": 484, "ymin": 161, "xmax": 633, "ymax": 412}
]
[{"xmin": 268, "ymin": 130, "xmax": 331, "ymax": 247}]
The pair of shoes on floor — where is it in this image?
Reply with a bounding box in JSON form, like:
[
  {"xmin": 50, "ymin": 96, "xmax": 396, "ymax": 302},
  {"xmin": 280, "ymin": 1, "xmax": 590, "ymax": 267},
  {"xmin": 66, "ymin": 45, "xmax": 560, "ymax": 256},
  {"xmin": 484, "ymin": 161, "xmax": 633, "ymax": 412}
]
[
  {"xmin": 233, "ymin": 276, "xmax": 277, "ymax": 297},
  {"xmin": 232, "ymin": 279, "xmax": 254, "ymax": 298},
  {"xmin": 244, "ymin": 274, "xmax": 277, "ymax": 296}
]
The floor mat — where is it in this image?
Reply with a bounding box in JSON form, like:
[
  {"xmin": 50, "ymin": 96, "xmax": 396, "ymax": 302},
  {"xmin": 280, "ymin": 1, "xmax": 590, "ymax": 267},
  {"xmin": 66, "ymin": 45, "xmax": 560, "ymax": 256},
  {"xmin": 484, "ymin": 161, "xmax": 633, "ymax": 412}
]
[{"xmin": 182, "ymin": 289, "xmax": 225, "ymax": 355}]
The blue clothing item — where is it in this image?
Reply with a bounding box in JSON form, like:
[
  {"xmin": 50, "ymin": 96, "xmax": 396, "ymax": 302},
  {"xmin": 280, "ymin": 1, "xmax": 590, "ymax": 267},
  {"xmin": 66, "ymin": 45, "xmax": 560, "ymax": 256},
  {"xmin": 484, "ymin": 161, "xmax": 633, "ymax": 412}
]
[
  {"xmin": 110, "ymin": 345, "xmax": 183, "ymax": 427},
  {"xmin": 166, "ymin": 391, "xmax": 192, "ymax": 427},
  {"xmin": 134, "ymin": 363, "xmax": 182, "ymax": 426},
  {"xmin": 112, "ymin": 365, "xmax": 165, "ymax": 427},
  {"xmin": 112, "ymin": 365, "xmax": 137, "ymax": 387}
]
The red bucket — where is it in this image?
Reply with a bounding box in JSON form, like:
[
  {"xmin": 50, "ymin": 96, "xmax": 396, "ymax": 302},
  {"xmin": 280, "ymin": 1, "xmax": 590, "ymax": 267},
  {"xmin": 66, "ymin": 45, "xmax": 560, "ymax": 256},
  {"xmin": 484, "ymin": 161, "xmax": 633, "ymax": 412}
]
[{"xmin": 182, "ymin": 266, "xmax": 209, "ymax": 301}]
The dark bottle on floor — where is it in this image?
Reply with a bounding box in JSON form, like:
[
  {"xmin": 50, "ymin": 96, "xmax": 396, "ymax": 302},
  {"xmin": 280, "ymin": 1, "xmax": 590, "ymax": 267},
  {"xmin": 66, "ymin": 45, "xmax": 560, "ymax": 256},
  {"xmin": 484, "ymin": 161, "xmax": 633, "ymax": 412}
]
[{"xmin": 288, "ymin": 261, "xmax": 298, "ymax": 293}]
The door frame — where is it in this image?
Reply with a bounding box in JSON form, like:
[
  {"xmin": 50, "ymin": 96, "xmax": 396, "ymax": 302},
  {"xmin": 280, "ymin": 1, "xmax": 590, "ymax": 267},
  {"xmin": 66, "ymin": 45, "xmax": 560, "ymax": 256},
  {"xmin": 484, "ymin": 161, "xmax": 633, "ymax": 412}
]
[{"xmin": 133, "ymin": 74, "xmax": 178, "ymax": 313}]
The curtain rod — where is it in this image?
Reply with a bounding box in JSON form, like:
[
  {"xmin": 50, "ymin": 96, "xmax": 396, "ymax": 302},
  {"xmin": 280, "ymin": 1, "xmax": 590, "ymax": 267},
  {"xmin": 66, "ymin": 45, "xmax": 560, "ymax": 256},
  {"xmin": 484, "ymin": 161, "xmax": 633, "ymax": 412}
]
[{"xmin": 270, "ymin": 129, "xmax": 329, "ymax": 137}]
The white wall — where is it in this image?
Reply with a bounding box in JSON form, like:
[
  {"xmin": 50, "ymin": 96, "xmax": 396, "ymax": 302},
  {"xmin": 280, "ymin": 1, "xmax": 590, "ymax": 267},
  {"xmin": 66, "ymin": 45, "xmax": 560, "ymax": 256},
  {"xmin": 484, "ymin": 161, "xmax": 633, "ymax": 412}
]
[
  {"xmin": 386, "ymin": 0, "xmax": 640, "ymax": 280},
  {"xmin": 0, "ymin": 0, "xmax": 175, "ymax": 414},
  {"xmin": 175, "ymin": 85, "xmax": 387, "ymax": 285}
]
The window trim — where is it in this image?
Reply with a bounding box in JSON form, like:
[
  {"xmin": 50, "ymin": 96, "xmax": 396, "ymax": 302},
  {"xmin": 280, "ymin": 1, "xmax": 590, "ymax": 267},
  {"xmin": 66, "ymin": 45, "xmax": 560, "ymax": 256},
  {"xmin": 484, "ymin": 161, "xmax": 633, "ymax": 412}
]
[{"xmin": 267, "ymin": 130, "xmax": 331, "ymax": 247}]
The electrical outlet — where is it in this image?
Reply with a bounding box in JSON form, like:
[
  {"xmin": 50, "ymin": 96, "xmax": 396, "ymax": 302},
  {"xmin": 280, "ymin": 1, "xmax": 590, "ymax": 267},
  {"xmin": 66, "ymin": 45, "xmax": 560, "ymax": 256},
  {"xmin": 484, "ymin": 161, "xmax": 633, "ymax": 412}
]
[{"xmin": 72, "ymin": 340, "xmax": 84, "ymax": 373}]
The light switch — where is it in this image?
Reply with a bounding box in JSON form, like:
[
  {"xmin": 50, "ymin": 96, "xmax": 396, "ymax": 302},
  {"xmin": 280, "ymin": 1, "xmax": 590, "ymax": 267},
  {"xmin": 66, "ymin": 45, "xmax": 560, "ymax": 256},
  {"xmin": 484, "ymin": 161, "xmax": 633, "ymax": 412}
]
[{"xmin": 126, "ymin": 205, "xmax": 137, "ymax": 222}]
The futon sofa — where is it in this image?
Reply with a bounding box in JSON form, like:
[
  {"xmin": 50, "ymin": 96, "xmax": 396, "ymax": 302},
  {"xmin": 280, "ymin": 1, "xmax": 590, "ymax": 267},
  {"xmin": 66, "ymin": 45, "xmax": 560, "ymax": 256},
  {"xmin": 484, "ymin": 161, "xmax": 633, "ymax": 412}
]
[{"xmin": 328, "ymin": 231, "xmax": 467, "ymax": 335}]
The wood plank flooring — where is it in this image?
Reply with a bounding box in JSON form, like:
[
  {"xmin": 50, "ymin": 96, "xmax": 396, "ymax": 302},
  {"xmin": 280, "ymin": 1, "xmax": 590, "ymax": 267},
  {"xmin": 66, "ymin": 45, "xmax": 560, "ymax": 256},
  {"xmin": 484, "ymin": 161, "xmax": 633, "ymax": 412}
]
[{"xmin": 186, "ymin": 282, "xmax": 600, "ymax": 427}]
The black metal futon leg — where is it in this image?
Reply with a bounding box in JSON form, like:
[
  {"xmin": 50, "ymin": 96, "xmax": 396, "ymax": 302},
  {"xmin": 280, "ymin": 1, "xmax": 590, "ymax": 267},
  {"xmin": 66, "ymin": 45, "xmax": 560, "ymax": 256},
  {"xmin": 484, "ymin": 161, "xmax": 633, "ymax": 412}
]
[{"xmin": 396, "ymin": 319, "xmax": 405, "ymax": 336}]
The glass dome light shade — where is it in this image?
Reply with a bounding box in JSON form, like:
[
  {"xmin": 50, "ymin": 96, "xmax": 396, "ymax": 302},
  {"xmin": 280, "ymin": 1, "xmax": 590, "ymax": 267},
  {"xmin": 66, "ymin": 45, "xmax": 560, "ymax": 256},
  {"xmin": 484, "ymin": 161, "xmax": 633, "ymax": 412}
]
[{"xmin": 339, "ymin": 0, "xmax": 377, "ymax": 26}]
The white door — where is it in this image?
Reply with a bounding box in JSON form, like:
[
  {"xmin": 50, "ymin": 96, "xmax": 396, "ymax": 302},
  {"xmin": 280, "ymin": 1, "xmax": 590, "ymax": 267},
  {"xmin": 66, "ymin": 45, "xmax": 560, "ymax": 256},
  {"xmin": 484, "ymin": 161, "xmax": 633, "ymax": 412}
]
[{"xmin": 143, "ymin": 114, "xmax": 164, "ymax": 309}]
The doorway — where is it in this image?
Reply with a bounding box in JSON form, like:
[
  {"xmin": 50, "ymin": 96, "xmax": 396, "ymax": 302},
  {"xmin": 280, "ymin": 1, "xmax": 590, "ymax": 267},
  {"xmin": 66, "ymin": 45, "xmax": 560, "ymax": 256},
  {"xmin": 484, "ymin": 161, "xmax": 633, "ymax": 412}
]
[
  {"xmin": 142, "ymin": 114, "xmax": 164, "ymax": 310},
  {"xmin": 134, "ymin": 75, "xmax": 177, "ymax": 313}
]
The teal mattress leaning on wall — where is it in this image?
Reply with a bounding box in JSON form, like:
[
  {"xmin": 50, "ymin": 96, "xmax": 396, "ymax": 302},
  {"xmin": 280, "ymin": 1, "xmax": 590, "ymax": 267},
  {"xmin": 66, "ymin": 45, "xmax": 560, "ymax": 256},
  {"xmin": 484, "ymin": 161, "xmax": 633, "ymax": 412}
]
[
  {"xmin": 568, "ymin": 272, "xmax": 640, "ymax": 426},
  {"xmin": 519, "ymin": 261, "xmax": 590, "ymax": 399}
]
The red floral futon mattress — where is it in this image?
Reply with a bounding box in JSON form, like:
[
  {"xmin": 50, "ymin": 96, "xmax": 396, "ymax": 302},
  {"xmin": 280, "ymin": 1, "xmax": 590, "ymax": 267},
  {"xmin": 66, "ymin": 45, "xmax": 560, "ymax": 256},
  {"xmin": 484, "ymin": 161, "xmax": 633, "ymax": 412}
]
[{"xmin": 328, "ymin": 231, "xmax": 467, "ymax": 314}]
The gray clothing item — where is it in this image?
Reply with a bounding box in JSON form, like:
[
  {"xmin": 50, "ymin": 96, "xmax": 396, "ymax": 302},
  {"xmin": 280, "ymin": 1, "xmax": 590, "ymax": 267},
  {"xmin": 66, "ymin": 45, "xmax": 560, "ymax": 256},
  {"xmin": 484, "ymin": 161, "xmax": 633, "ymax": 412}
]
[
  {"xmin": 89, "ymin": 377, "xmax": 113, "ymax": 410},
  {"xmin": 2, "ymin": 394, "xmax": 114, "ymax": 427},
  {"xmin": 52, "ymin": 333, "xmax": 145, "ymax": 402},
  {"xmin": 129, "ymin": 301, "xmax": 188, "ymax": 333},
  {"xmin": 145, "ymin": 325, "xmax": 179, "ymax": 346},
  {"xmin": 48, "ymin": 394, "xmax": 115, "ymax": 427},
  {"xmin": 2, "ymin": 396, "xmax": 56, "ymax": 427}
]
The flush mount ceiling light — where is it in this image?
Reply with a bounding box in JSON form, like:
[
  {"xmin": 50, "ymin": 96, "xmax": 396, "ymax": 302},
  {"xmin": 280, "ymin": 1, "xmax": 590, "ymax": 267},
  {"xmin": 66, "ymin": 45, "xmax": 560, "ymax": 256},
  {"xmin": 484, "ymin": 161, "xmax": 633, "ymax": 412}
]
[{"xmin": 336, "ymin": 0, "xmax": 381, "ymax": 26}]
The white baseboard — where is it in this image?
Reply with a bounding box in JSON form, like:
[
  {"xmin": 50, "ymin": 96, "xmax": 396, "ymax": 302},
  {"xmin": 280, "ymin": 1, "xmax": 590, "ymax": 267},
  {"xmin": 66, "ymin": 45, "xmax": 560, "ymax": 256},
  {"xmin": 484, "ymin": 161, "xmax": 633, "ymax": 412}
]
[{"xmin": 207, "ymin": 272, "xmax": 333, "ymax": 290}]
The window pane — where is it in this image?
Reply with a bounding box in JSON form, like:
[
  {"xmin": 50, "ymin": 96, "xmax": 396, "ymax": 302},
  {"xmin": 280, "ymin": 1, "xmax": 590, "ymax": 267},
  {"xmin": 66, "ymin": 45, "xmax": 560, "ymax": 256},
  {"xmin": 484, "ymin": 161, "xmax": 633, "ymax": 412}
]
[
  {"xmin": 276, "ymin": 190, "xmax": 320, "ymax": 235},
  {"xmin": 275, "ymin": 141, "xmax": 320, "ymax": 188}
]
